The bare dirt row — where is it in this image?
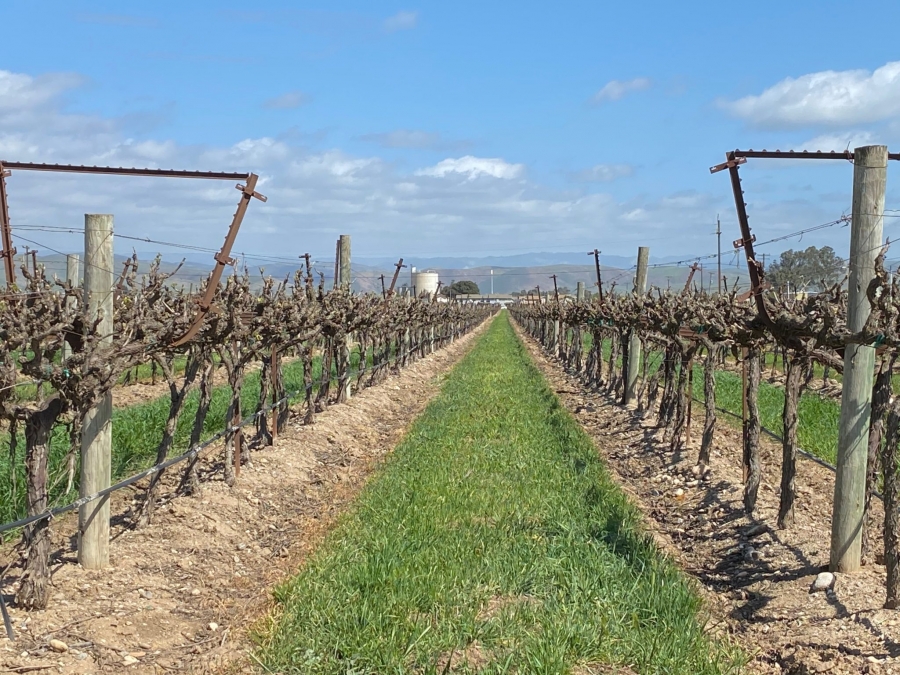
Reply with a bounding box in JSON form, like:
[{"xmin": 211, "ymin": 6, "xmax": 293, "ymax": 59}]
[{"xmin": 0, "ymin": 322, "xmax": 487, "ymax": 675}]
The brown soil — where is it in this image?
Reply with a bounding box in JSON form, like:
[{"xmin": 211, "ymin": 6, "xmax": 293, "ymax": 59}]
[
  {"xmin": 0, "ymin": 327, "xmax": 486, "ymax": 675},
  {"xmin": 517, "ymin": 325, "xmax": 900, "ymax": 675}
]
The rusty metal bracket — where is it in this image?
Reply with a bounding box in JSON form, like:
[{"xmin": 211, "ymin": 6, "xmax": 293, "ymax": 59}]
[
  {"xmin": 683, "ymin": 262, "xmax": 700, "ymax": 292},
  {"xmin": 171, "ymin": 173, "xmax": 266, "ymax": 346},
  {"xmin": 587, "ymin": 249, "xmax": 603, "ymax": 300},
  {"xmin": 709, "ymin": 155, "xmax": 747, "ymax": 174},
  {"xmin": 388, "ymin": 257, "xmax": 406, "ymax": 296},
  {"xmin": 736, "ymin": 281, "xmax": 772, "ymax": 303},
  {"xmin": 720, "ymin": 151, "xmax": 772, "ymax": 324},
  {"xmin": 732, "ymin": 234, "xmax": 756, "ymax": 249},
  {"xmin": 0, "ymin": 163, "xmax": 15, "ymax": 286}
]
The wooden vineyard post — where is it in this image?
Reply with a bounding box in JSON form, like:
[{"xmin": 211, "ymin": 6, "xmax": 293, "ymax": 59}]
[
  {"xmin": 831, "ymin": 144, "xmax": 888, "ymax": 573},
  {"xmin": 742, "ymin": 347, "xmax": 749, "ymax": 482},
  {"xmin": 78, "ymin": 214, "xmax": 113, "ymax": 569},
  {"xmin": 271, "ymin": 347, "xmax": 278, "ymax": 443},
  {"xmin": 339, "ymin": 234, "xmax": 352, "ymax": 400},
  {"xmin": 686, "ymin": 362, "xmax": 694, "ymax": 443},
  {"xmin": 62, "ymin": 253, "xmax": 80, "ymax": 361},
  {"xmin": 625, "ymin": 246, "xmax": 649, "ymax": 405},
  {"xmin": 339, "ymin": 234, "xmax": 351, "ymax": 291}
]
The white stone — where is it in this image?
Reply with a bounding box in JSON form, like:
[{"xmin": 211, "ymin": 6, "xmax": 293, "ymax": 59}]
[
  {"xmin": 811, "ymin": 572, "xmax": 835, "ymax": 593},
  {"xmin": 48, "ymin": 639, "xmax": 68, "ymax": 653}
]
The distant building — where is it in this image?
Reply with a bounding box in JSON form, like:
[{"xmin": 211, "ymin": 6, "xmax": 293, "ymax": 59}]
[{"xmin": 456, "ymin": 293, "xmax": 515, "ymax": 307}]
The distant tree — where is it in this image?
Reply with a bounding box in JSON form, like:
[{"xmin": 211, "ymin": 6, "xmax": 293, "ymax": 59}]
[
  {"xmin": 447, "ymin": 280, "xmax": 480, "ymax": 296},
  {"xmin": 767, "ymin": 246, "xmax": 844, "ymax": 292},
  {"xmin": 557, "ymin": 286, "xmax": 572, "ymax": 296}
]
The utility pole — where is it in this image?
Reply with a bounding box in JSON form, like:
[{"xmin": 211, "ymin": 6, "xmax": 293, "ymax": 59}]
[
  {"xmin": 490, "ymin": 269, "xmax": 494, "ymax": 295},
  {"xmin": 716, "ymin": 215, "xmax": 722, "ymax": 294},
  {"xmin": 587, "ymin": 249, "xmax": 603, "ymax": 300},
  {"xmin": 831, "ymin": 145, "xmax": 887, "ymax": 573},
  {"xmin": 625, "ymin": 246, "xmax": 649, "ymax": 405},
  {"xmin": 62, "ymin": 254, "xmax": 80, "ymax": 361},
  {"xmin": 79, "ymin": 214, "xmax": 113, "ymax": 569}
]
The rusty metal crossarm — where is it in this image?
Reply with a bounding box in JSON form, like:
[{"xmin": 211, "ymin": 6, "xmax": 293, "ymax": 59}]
[{"xmin": 1, "ymin": 162, "xmax": 250, "ymax": 180}]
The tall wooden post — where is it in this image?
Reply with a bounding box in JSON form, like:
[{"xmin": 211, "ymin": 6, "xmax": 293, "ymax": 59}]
[
  {"xmin": 339, "ymin": 234, "xmax": 352, "ymax": 397},
  {"xmin": 62, "ymin": 254, "xmax": 80, "ymax": 361},
  {"xmin": 78, "ymin": 215, "xmax": 113, "ymax": 569},
  {"xmin": 576, "ymin": 281, "xmax": 584, "ymax": 301},
  {"xmin": 339, "ymin": 234, "xmax": 351, "ymax": 291},
  {"xmin": 333, "ymin": 238, "xmax": 340, "ymax": 289},
  {"xmin": 831, "ymin": 145, "xmax": 887, "ymax": 573},
  {"xmin": 625, "ymin": 246, "xmax": 649, "ymax": 405}
]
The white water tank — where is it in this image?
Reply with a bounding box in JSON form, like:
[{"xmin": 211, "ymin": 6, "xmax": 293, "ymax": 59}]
[{"xmin": 410, "ymin": 266, "xmax": 439, "ymax": 296}]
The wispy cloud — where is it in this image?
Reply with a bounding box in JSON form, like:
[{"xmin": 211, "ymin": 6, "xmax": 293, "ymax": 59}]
[
  {"xmin": 570, "ymin": 164, "xmax": 634, "ymax": 182},
  {"xmin": 359, "ymin": 129, "xmax": 471, "ymax": 151},
  {"xmin": 262, "ymin": 91, "xmax": 311, "ymax": 110},
  {"xmin": 383, "ymin": 10, "xmax": 418, "ymax": 32},
  {"xmin": 592, "ymin": 77, "xmax": 651, "ymax": 104},
  {"xmin": 719, "ymin": 61, "xmax": 900, "ymax": 128},
  {"xmin": 74, "ymin": 13, "xmax": 158, "ymax": 27},
  {"xmin": 799, "ymin": 131, "xmax": 876, "ymax": 151}
]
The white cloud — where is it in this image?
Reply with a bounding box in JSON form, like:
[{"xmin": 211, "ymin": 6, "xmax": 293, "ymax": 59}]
[
  {"xmin": 721, "ymin": 61, "xmax": 900, "ymax": 128},
  {"xmin": 416, "ymin": 156, "xmax": 525, "ymax": 180},
  {"xmin": 383, "ymin": 10, "xmax": 418, "ymax": 32},
  {"xmin": 0, "ymin": 66, "xmax": 849, "ymax": 264},
  {"xmin": 262, "ymin": 90, "xmax": 310, "ymax": 110},
  {"xmin": 592, "ymin": 77, "xmax": 651, "ymax": 104},
  {"xmin": 571, "ymin": 164, "xmax": 634, "ymax": 182},
  {"xmin": 0, "ymin": 70, "xmax": 83, "ymax": 112}
]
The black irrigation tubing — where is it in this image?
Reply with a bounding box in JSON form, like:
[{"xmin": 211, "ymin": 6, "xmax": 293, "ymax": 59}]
[
  {"xmin": 690, "ymin": 394, "xmax": 842, "ymax": 478},
  {"xmin": 0, "ymin": 329, "xmax": 465, "ymax": 538}
]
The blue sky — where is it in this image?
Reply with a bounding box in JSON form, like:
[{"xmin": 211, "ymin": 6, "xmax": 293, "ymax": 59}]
[{"xmin": 3, "ymin": 0, "xmax": 900, "ymax": 265}]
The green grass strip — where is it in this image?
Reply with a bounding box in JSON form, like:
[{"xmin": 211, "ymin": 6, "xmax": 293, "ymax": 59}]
[
  {"xmin": 256, "ymin": 314, "xmax": 744, "ymax": 674},
  {"xmin": 692, "ymin": 368, "xmax": 840, "ymax": 465},
  {"xmin": 0, "ymin": 347, "xmax": 371, "ymax": 525},
  {"xmin": 579, "ymin": 331, "xmax": 840, "ymax": 464}
]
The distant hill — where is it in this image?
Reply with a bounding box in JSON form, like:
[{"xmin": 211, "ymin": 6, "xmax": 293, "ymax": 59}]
[{"xmin": 25, "ymin": 250, "xmax": 759, "ymax": 296}]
